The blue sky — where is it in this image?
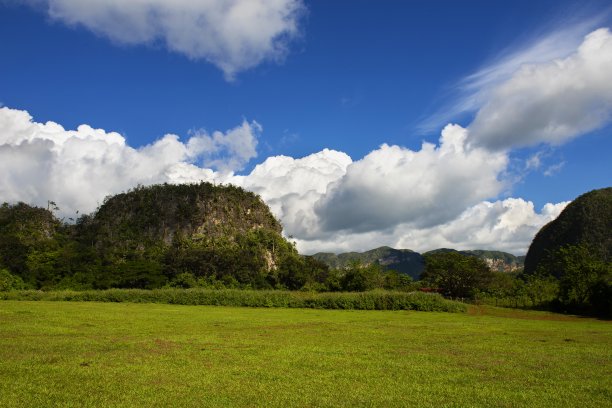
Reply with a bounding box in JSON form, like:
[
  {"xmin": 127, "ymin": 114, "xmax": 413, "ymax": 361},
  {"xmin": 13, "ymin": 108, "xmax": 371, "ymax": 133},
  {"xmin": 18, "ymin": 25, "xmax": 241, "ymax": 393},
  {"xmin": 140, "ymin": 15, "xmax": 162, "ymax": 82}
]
[{"xmin": 0, "ymin": 0, "xmax": 611, "ymax": 254}]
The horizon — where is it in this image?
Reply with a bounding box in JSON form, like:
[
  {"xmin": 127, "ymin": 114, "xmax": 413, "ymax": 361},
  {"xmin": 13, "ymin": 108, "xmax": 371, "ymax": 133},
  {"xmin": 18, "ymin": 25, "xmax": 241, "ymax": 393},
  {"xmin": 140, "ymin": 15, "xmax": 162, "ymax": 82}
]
[{"xmin": 1, "ymin": 0, "xmax": 611, "ymax": 256}]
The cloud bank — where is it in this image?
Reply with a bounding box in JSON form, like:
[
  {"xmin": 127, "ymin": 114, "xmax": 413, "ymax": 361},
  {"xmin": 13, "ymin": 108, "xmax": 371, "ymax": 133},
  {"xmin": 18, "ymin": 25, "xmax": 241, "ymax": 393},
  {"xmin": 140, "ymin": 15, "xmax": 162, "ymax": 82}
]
[
  {"xmin": 296, "ymin": 199, "xmax": 569, "ymax": 256},
  {"xmin": 2, "ymin": 27, "xmax": 610, "ymax": 255},
  {"xmin": 27, "ymin": 0, "xmax": 305, "ymax": 79},
  {"xmin": 0, "ymin": 106, "xmax": 565, "ymax": 255},
  {"xmin": 0, "ymin": 107, "xmax": 259, "ymax": 215},
  {"xmin": 315, "ymin": 125, "xmax": 507, "ymax": 233}
]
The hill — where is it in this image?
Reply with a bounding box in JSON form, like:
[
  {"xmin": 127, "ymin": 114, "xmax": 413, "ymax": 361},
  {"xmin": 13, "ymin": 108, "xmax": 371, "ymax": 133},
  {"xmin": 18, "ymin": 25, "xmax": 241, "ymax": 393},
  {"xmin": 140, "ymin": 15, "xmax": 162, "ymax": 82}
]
[
  {"xmin": 313, "ymin": 246, "xmax": 424, "ymax": 279},
  {"xmin": 84, "ymin": 183, "xmax": 282, "ymax": 245},
  {"xmin": 0, "ymin": 183, "xmax": 319, "ymax": 290},
  {"xmin": 0, "ymin": 202, "xmax": 65, "ymax": 284},
  {"xmin": 424, "ymin": 249, "xmax": 524, "ymax": 273},
  {"xmin": 524, "ymin": 187, "xmax": 612, "ymax": 276},
  {"xmin": 313, "ymin": 247, "xmax": 524, "ymax": 279}
]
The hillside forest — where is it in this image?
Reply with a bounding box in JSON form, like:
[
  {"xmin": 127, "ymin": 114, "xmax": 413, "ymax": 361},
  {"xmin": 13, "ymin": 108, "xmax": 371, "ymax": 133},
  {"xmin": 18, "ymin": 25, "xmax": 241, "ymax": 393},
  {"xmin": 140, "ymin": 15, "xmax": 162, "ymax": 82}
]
[{"xmin": 0, "ymin": 183, "xmax": 610, "ymax": 316}]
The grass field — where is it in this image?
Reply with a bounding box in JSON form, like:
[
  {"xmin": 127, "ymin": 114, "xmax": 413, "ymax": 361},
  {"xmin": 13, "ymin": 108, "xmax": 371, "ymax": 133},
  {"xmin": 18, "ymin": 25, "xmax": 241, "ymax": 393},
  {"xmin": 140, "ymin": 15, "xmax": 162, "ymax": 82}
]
[{"xmin": 0, "ymin": 301, "xmax": 610, "ymax": 407}]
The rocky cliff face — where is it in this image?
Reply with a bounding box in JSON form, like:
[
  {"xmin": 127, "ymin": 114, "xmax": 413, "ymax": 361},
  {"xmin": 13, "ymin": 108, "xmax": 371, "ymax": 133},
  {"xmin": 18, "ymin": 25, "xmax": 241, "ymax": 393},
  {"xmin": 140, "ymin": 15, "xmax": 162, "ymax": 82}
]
[{"xmin": 83, "ymin": 182, "xmax": 283, "ymax": 248}]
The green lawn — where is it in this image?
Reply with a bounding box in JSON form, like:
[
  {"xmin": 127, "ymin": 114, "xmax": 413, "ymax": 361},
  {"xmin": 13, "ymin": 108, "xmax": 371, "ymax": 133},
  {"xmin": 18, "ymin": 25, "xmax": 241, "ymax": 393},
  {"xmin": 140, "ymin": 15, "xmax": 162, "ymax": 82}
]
[{"xmin": 0, "ymin": 301, "xmax": 610, "ymax": 407}]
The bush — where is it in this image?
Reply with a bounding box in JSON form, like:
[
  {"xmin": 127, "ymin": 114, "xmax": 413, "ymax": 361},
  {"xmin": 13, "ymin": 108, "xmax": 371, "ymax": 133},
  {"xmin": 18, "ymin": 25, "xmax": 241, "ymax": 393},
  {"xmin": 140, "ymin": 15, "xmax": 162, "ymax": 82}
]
[
  {"xmin": 0, "ymin": 268, "xmax": 28, "ymax": 291},
  {"xmin": 0, "ymin": 288, "xmax": 467, "ymax": 312}
]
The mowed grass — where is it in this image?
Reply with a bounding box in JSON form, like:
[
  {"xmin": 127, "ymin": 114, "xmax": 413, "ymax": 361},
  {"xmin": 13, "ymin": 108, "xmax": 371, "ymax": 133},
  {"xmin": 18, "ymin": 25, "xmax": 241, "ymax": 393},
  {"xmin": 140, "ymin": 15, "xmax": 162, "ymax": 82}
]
[{"xmin": 0, "ymin": 301, "xmax": 610, "ymax": 407}]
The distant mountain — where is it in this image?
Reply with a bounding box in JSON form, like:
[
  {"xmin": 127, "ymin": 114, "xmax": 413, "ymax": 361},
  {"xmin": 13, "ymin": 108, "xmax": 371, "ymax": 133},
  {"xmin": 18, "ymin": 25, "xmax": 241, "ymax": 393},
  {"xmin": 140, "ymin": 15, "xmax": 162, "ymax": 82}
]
[
  {"xmin": 423, "ymin": 249, "xmax": 524, "ymax": 273},
  {"xmin": 312, "ymin": 247, "xmax": 524, "ymax": 279},
  {"xmin": 312, "ymin": 246, "xmax": 425, "ymax": 279}
]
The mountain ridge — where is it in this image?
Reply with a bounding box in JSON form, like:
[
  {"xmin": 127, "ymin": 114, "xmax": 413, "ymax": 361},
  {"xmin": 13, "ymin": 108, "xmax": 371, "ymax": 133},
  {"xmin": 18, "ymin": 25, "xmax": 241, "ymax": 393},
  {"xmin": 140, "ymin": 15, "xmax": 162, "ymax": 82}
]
[{"xmin": 312, "ymin": 246, "xmax": 524, "ymax": 279}]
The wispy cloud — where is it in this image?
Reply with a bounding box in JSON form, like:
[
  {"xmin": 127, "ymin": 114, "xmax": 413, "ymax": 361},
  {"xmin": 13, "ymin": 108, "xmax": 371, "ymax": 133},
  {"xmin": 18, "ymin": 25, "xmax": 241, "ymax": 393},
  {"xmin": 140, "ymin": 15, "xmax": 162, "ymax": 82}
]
[
  {"xmin": 418, "ymin": 10, "xmax": 611, "ymax": 134},
  {"xmin": 544, "ymin": 161, "xmax": 566, "ymax": 177},
  {"xmin": 468, "ymin": 27, "xmax": 612, "ymax": 150}
]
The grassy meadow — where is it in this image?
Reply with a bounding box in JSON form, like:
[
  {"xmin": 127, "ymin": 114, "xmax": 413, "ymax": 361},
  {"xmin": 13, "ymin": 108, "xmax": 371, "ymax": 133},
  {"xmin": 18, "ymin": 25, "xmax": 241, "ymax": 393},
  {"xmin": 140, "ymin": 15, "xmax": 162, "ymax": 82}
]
[{"xmin": 0, "ymin": 301, "xmax": 610, "ymax": 407}]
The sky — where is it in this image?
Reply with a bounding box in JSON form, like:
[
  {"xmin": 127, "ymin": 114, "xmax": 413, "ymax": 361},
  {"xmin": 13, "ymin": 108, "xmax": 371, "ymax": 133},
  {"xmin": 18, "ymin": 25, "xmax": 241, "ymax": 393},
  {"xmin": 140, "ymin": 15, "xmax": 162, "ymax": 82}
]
[{"xmin": 0, "ymin": 0, "xmax": 611, "ymax": 255}]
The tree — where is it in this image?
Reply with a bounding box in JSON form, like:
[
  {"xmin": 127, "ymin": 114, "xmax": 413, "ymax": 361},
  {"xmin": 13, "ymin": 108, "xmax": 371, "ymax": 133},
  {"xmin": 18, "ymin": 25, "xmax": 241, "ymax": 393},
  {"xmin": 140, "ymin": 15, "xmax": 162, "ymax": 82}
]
[
  {"xmin": 538, "ymin": 244, "xmax": 612, "ymax": 315},
  {"xmin": 522, "ymin": 273, "xmax": 559, "ymax": 307},
  {"xmin": 341, "ymin": 261, "xmax": 385, "ymax": 292},
  {"xmin": 0, "ymin": 268, "xmax": 28, "ymax": 291},
  {"xmin": 422, "ymin": 252, "xmax": 494, "ymax": 299}
]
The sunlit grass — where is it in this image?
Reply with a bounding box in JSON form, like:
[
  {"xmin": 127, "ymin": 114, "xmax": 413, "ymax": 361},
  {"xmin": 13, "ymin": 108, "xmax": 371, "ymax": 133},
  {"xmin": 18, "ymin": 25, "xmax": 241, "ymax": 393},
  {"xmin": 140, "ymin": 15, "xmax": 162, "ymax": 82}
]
[{"xmin": 0, "ymin": 301, "xmax": 610, "ymax": 407}]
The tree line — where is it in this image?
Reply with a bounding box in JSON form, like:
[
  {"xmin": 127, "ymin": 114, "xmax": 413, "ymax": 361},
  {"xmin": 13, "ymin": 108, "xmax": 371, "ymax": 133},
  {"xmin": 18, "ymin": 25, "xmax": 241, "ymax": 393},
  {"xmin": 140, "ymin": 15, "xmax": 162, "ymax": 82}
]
[{"xmin": 1, "ymin": 184, "xmax": 610, "ymax": 316}]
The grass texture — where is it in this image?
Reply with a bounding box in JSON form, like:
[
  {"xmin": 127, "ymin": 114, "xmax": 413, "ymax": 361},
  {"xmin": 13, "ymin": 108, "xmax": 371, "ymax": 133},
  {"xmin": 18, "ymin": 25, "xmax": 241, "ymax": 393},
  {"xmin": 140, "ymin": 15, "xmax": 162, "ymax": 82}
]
[{"xmin": 0, "ymin": 301, "xmax": 610, "ymax": 407}]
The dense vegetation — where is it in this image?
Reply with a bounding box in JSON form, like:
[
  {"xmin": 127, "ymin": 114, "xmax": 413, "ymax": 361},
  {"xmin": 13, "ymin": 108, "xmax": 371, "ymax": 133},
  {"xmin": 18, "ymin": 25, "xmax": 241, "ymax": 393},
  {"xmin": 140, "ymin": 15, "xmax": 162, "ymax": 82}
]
[
  {"xmin": 1, "ymin": 184, "xmax": 610, "ymax": 316},
  {"xmin": 522, "ymin": 188, "xmax": 612, "ymax": 316},
  {"xmin": 525, "ymin": 187, "xmax": 611, "ymax": 275},
  {"xmin": 0, "ymin": 183, "xmax": 413, "ymax": 293},
  {"xmin": 0, "ymin": 288, "xmax": 466, "ymax": 312},
  {"xmin": 421, "ymin": 252, "xmax": 494, "ymax": 298}
]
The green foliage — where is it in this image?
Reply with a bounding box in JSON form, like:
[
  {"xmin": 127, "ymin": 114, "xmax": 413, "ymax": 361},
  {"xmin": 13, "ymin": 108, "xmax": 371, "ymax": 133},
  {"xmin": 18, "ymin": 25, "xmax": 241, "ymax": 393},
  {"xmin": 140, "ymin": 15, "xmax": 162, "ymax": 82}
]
[
  {"xmin": 422, "ymin": 252, "xmax": 494, "ymax": 299},
  {"xmin": 0, "ymin": 269, "xmax": 28, "ymax": 291},
  {"xmin": 505, "ymin": 187, "xmax": 612, "ymax": 316},
  {"xmin": 524, "ymin": 187, "xmax": 611, "ymax": 276},
  {"xmin": 0, "ymin": 288, "xmax": 467, "ymax": 312},
  {"xmin": 538, "ymin": 244, "xmax": 612, "ymax": 316},
  {"xmin": 476, "ymin": 272, "xmax": 559, "ymax": 309},
  {"xmin": 522, "ymin": 273, "xmax": 560, "ymax": 307},
  {"xmin": 318, "ymin": 261, "xmax": 416, "ymax": 292},
  {"xmin": 0, "ymin": 202, "xmax": 68, "ymax": 286},
  {"xmin": 0, "ymin": 183, "xmax": 328, "ymax": 291},
  {"xmin": 312, "ymin": 246, "xmax": 425, "ymax": 279},
  {"xmin": 340, "ymin": 261, "xmax": 385, "ymax": 291}
]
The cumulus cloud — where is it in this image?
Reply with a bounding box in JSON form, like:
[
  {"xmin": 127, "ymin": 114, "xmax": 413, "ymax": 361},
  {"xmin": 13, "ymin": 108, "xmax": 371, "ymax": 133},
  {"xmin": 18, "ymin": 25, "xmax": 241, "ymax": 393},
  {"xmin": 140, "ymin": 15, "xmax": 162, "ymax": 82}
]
[
  {"xmin": 188, "ymin": 121, "xmax": 260, "ymax": 173},
  {"xmin": 232, "ymin": 149, "xmax": 352, "ymax": 238},
  {"xmin": 297, "ymin": 199, "xmax": 569, "ymax": 256},
  {"xmin": 315, "ymin": 124, "xmax": 508, "ymax": 233},
  {"xmin": 0, "ymin": 107, "xmax": 259, "ymax": 215},
  {"xmin": 0, "ymin": 106, "xmax": 574, "ymax": 256},
  {"xmin": 27, "ymin": 0, "xmax": 305, "ymax": 79},
  {"xmin": 468, "ymin": 28, "xmax": 612, "ymax": 150}
]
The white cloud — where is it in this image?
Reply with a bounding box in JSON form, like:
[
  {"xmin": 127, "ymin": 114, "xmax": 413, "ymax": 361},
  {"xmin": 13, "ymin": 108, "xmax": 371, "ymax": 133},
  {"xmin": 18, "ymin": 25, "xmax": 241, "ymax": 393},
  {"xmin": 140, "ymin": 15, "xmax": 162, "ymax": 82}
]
[
  {"xmin": 231, "ymin": 149, "xmax": 352, "ymax": 238},
  {"xmin": 0, "ymin": 108, "xmax": 584, "ymax": 254},
  {"xmin": 404, "ymin": 198, "xmax": 569, "ymax": 255},
  {"xmin": 543, "ymin": 161, "xmax": 566, "ymax": 177},
  {"xmin": 297, "ymin": 199, "xmax": 569, "ymax": 256},
  {"xmin": 469, "ymin": 28, "xmax": 612, "ymax": 150},
  {"xmin": 188, "ymin": 120, "xmax": 260, "ymax": 173},
  {"xmin": 0, "ymin": 106, "xmax": 259, "ymax": 215},
  {"xmin": 418, "ymin": 15, "xmax": 608, "ymax": 134},
  {"xmin": 28, "ymin": 0, "xmax": 305, "ymax": 80},
  {"xmin": 315, "ymin": 124, "xmax": 508, "ymax": 233},
  {"xmin": 0, "ymin": 106, "xmax": 576, "ymax": 256}
]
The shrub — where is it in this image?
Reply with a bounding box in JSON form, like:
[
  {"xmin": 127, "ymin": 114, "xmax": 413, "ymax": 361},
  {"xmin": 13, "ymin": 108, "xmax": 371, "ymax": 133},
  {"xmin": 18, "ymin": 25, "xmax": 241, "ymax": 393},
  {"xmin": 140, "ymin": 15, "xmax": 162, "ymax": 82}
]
[
  {"xmin": 0, "ymin": 288, "xmax": 467, "ymax": 312},
  {"xmin": 0, "ymin": 268, "xmax": 28, "ymax": 291}
]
